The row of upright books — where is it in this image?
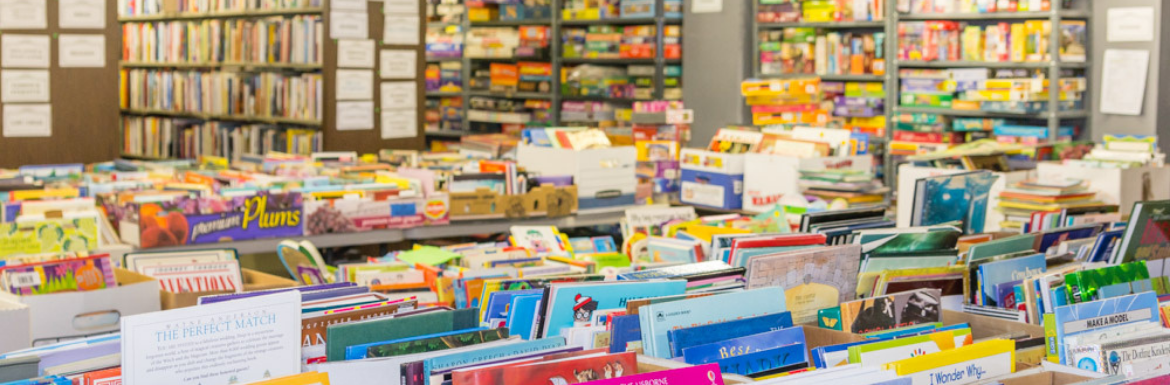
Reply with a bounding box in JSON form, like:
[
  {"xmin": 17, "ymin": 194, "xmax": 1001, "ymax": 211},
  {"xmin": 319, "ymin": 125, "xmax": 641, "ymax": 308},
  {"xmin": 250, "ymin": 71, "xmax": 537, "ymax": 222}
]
[
  {"xmin": 759, "ymin": 29, "xmax": 886, "ymax": 77},
  {"xmin": 897, "ymin": 20, "xmax": 1086, "ymax": 63},
  {"xmin": 121, "ymin": 16, "xmax": 325, "ymax": 65},
  {"xmin": 120, "ymin": 116, "xmax": 323, "ymax": 160},
  {"xmin": 116, "ymin": 0, "xmax": 324, "ymax": 17},
  {"xmin": 119, "ymin": 69, "xmax": 324, "ymax": 122}
]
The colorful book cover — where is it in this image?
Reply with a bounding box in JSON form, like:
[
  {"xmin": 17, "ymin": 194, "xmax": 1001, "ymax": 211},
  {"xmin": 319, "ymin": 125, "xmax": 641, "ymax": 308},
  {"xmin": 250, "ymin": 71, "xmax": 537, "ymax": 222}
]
[
  {"xmin": 366, "ymin": 328, "xmax": 508, "ymax": 359},
  {"xmin": 711, "ymin": 343, "xmax": 807, "ymax": 377},
  {"xmin": 848, "ymin": 330, "xmax": 968, "ymax": 368},
  {"xmin": 418, "ymin": 337, "xmax": 568, "ymax": 385},
  {"xmin": 484, "ymin": 289, "xmax": 542, "ymax": 327},
  {"xmin": 640, "ymin": 287, "xmax": 787, "ymax": 358},
  {"xmin": 500, "ymin": 351, "xmax": 637, "ymax": 383},
  {"xmin": 912, "ymin": 170, "xmax": 999, "ymax": 234},
  {"xmin": 668, "ymin": 312, "xmax": 794, "ymax": 358},
  {"xmin": 1051, "ymin": 291, "xmax": 1160, "ymax": 365},
  {"xmin": 608, "ymin": 314, "xmax": 642, "ymax": 354},
  {"xmin": 0, "ymin": 216, "xmax": 99, "ymax": 258},
  {"xmin": 541, "ymin": 280, "xmax": 687, "ymax": 339},
  {"xmin": 325, "ymin": 308, "xmax": 479, "ymax": 361},
  {"xmin": 812, "ymin": 338, "xmax": 887, "ymax": 369},
  {"xmin": 745, "ymin": 244, "xmax": 862, "ymax": 324},
  {"xmin": 345, "ymin": 327, "xmax": 490, "ymax": 360},
  {"xmin": 883, "ymin": 339, "xmax": 1016, "ymax": 384},
  {"xmin": 0, "ymin": 254, "xmax": 116, "ymax": 295},
  {"xmin": 977, "ymin": 253, "xmax": 1045, "ymax": 308},
  {"xmin": 838, "ymin": 289, "xmax": 942, "ymax": 335},
  {"xmin": 1118, "ymin": 200, "xmax": 1170, "ymax": 276},
  {"xmin": 139, "ymin": 260, "xmax": 244, "ymax": 294},
  {"xmin": 681, "ymin": 326, "xmax": 806, "ymax": 365},
  {"xmin": 477, "ymin": 274, "xmax": 605, "ymax": 322},
  {"xmin": 507, "ymin": 294, "xmax": 544, "ymax": 340},
  {"xmin": 616, "ymin": 261, "xmax": 739, "ymax": 281},
  {"xmin": 81, "ymin": 367, "xmax": 122, "ymax": 385},
  {"xmin": 571, "ymin": 363, "xmax": 725, "ymax": 385},
  {"xmin": 248, "ymin": 372, "xmax": 330, "ymax": 385}
]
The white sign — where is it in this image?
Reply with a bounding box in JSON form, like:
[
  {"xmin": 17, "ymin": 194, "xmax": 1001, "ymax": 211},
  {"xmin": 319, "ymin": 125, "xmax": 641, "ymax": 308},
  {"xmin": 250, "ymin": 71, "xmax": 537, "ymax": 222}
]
[
  {"xmin": 59, "ymin": 0, "xmax": 106, "ymax": 29},
  {"xmin": 383, "ymin": 15, "xmax": 420, "ymax": 45},
  {"xmin": 381, "ymin": 110, "xmax": 418, "ymax": 139},
  {"xmin": 2, "ymin": 104, "xmax": 51, "ymax": 137},
  {"xmin": 692, "ymin": 0, "xmax": 723, "ymax": 13},
  {"xmin": 337, "ymin": 39, "xmax": 376, "ymax": 69},
  {"xmin": 336, "ymin": 101, "xmax": 375, "ymax": 131},
  {"xmin": 1, "ymin": 70, "xmax": 50, "ymax": 102},
  {"xmin": 331, "ymin": 0, "xmax": 366, "ymax": 11},
  {"xmin": 380, "ymin": 81, "xmax": 417, "ymax": 110},
  {"xmin": 0, "ymin": 0, "xmax": 46, "ymax": 29},
  {"xmin": 1108, "ymin": 7, "xmax": 1154, "ymax": 42},
  {"xmin": 330, "ymin": 11, "xmax": 369, "ymax": 39},
  {"xmin": 380, "ymin": 50, "xmax": 417, "ymax": 79},
  {"xmin": 58, "ymin": 35, "xmax": 107, "ymax": 67},
  {"xmin": 335, "ymin": 69, "xmax": 374, "ymax": 101},
  {"xmin": 383, "ymin": 0, "xmax": 419, "ymax": 15},
  {"xmin": 120, "ymin": 291, "xmax": 302, "ymax": 385},
  {"xmin": 1, "ymin": 34, "xmax": 50, "ymax": 68},
  {"xmin": 1100, "ymin": 49, "xmax": 1150, "ymax": 116}
]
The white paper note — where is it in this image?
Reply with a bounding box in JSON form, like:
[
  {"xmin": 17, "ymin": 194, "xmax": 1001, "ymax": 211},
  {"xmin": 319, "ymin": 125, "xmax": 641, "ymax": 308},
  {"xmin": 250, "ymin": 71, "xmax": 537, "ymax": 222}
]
[
  {"xmin": 336, "ymin": 101, "xmax": 375, "ymax": 131},
  {"xmin": 692, "ymin": 0, "xmax": 723, "ymax": 13},
  {"xmin": 381, "ymin": 110, "xmax": 418, "ymax": 139},
  {"xmin": 337, "ymin": 39, "xmax": 376, "ymax": 69},
  {"xmin": 58, "ymin": 35, "xmax": 106, "ymax": 67},
  {"xmin": 1, "ymin": 70, "xmax": 50, "ymax": 102},
  {"xmin": 120, "ymin": 291, "xmax": 302, "ymax": 385},
  {"xmin": 380, "ymin": 50, "xmax": 417, "ymax": 79},
  {"xmin": 2, "ymin": 104, "xmax": 50, "ymax": 137},
  {"xmin": 331, "ymin": 0, "xmax": 367, "ymax": 11},
  {"xmin": 0, "ymin": 0, "xmax": 47, "ymax": 29},
  {"xmin": 331, "ymin": 11, "xmax": 369, "ymax": 39},
  {"xmin": 383, "ymin": 15, "xmax": 420, "ymax": 45},
  {"xmin": 383, "ymin": 0, "xmax": 419, "ymax": 15},
  {"xmin": 1, "ymin": 35, "xmax": 50, "ymax": 68},
  {"xmin": 1108, "ymin": 7, "xmax": 1154, "ymax": 42},
  {"xmin": 59, "ymin": 0, "xmax": 106, "ymax": 29},
  {"xmin": 380, "ymin": 81, "xmax": 417, "ymax": 110},
  {"xmin": 1100, "ymin": 49, "xmax": 1150, "ymax": 116},
  {"xmin": 335, "ymin": 69, "xmax": 374, "ymax": 101}
]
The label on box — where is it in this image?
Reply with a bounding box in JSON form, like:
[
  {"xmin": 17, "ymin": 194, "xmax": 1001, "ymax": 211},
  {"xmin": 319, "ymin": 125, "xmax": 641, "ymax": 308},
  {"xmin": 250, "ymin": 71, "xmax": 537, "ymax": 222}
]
[
  {"xmin": 681, "ymin": 181, "xmax": 725, "ymax": 207},
  {"xmin": 7, "ymin": 271, "xmax": 41, "ymax": 288}
]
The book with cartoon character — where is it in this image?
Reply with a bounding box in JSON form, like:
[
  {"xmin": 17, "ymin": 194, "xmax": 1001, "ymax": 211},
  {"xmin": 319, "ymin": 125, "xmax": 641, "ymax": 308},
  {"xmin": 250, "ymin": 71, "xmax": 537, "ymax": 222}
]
[
  {"xmin": 510, "ymin": 226, "xmax": 569, "ymax": 257},
  {"xmin": 539, "ymin": 281, "xmax": 687, "ymax": 339},
  {"xmin": 500, "ymin": 351, "xmax": 638, "ymax": 384}
]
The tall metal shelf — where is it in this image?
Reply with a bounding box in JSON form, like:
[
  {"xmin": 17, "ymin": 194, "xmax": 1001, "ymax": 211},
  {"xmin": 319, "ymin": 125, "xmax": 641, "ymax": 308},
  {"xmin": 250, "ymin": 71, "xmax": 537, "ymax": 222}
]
[
  {"xmin": 748, "ymin": 1, "xmax": 1093, "ymax": 188},
  {"xmin": 424, "ymin": 0, "xmax": 683, "ymax": 139}
]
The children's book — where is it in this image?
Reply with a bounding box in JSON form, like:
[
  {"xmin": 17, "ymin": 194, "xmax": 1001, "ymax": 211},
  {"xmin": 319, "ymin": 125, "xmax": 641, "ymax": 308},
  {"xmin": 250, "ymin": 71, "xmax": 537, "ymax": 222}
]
[
  {"xmin": 499, "ymin": 351, "xmax": 638, "ymax": 384},
  {"xmin": 882, "ymin": 339, "xmax": 1016, "ymax": 384},
  {"xmin": 1117, "ymin": 200, "xmax": 1170, "ymax": 276},
  {"xmin": 639, "ymin": 287, "xmax": 787, "ymax": 358},
  {"xmin": 711, "ymin": 343, "xmax": 808, "ymax": 377},
  {"xmin": 506, "ymin": 293, "xmax": 544, "ymax": 340},
  {"xmin": 365, "ymin": 328, "xmax": 509, "ymax": 359},
  {"xmin": 745, "ymin": 244, "xmax": 862, "ymax": 324},
  {"xmin": 0, "ymin": 254, "xmax": 116, "ymax": 295},
  {"xmin": 570, "ymin": 363, "xmax": 725, "ymax": 385},
  {"xmin": 847, "ymin": 330, "xmax": 969, "ymax": 368},
  {"xmin": 668, "ymin": 312, "xmax": 794, "ymax": 358},
  {"xmin": 510, "ymin": 226, "xmax": 568, "ymax": 256},
  {"xmin": 483, "ymin": 289, "xmax": 542, "ymax": 327},
  {"xmin": 139, "ymin": 260, "xmax": 243, "ymax": 294},
  {"xmin": 977, "ymin": 253, "xmax": 1045, "ymax": 308},
  {"xmin": 1050, "ymin": 291, "xmax": 1160, "ymax": 365},
  {"xmin": 681, "ymin": 326, "xmax": 806, "ymax": 365},
  {"xmin": 833, "ymin": 288, "xmax": 942, "ymax": 334},
  {"xmin": 540, "ymin": 280, "xmax": 687, "ymax": 339}
]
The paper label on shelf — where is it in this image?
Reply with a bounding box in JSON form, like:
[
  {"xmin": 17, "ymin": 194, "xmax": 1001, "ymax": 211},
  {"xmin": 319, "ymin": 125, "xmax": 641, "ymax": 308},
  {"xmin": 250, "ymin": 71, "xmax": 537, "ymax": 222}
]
[
  {"xmin": 380, "ymin": 50, "xmax": 417, "ymax": 79},
  {"xmin": 335, "ymin": 69, "xmax": 374, "ymax": 101},
  {"xmin": 1, "ymin": 70, "xmax": 50, "ymax": 102},
  {"xmin": 380, "ymin": 81, "xmax": 417, "ymax": 110},
  {"xmin": 337, "ymin": 39, "xmax": 376, "ymax": 69},
  {"xmin": 1, "ymin": 34, "xmax": 50, "ymax": 68},
  {"xmin": 383, "ymin": 14, "xmax": 420, "ymax": 45},
  {"xmin": 0, "ymin": 0, "xmax": 47, "ymax": 30},
  {"xmin": 336, "ymin": 101, "xmax": 375, "ymax": 131},
  {"xmin": 58, "ymin": 35, "xmax": 106, "ymax": 68},
  {"xmin": 1108, "ymin": 7, "xmax": 1154, "ymax": 42},
  {"xmin": 381, "ymin": 110, "xmax": 418, "ymax": 139},
  {"xmin": 2, "ymin": 104, "xmax": 51, "ymax": 137},
  {"xmin": 58, "ymin": 0, "xmax": 105, "ymax": 29}
]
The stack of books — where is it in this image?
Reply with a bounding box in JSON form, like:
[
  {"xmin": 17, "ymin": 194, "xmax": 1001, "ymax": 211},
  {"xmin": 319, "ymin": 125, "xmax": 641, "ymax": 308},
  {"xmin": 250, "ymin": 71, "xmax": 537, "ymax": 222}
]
[
  {"xmin": 1077, "ymin": 134, "xmax": 1167, "ymax": 168},
  {"xmin": 996, "ymin": 179, "xmax": 1112, "ymax": 232},
  {"xmin": 799, "ymin": 169, "xmax": 887, "ymax": 208},
  {"xmin": 741, "ymin": 77, "xmax": 829, "ymax": 127}
]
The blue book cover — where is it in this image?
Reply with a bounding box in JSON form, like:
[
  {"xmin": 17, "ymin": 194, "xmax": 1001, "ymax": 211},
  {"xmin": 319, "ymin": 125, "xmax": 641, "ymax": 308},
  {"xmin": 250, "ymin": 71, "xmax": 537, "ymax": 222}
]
[
  {"xmin": 1053, "ymin": 291, "xmax": 1160, "ymax": 364},
  {"xmin": 542, "ymin": 280, "xmax": 688, "ymax": 339},
  {"xmin": 616, "ymin": 261, "xmax": 735, "ymax": 280},
  {"xmin": 344, "ymin": 327, "xmax": 488, "ymax": 360},
  {"xmin": 569, "ymin": 237, "xmax": 596, "ymax": 254},
  {"xmin": 608, "ymin": 314, "xmax": 642, "ymax": 354},
  {"xmin": 420, "ymin": 337, "xmax": 567, "ymax": 385},
  {"xmin": 592, "ymin": 236, "xmax": 617, "ymax": 252},
  {"xmin": 978, "ymin": 253, "xmax": 1046, "ymax": 308},
  {"xmin": 506, "ymin": 294, "xmax": 543, "ymax": 340},
  {"xmin": 668, "ymin": 311, "xmax": 794, "ymax": 358},
  {"xmin": 1090, "ymin": 229, "xmax": 1124, "ymax": 263},
  {"xmin": 640, "ymin": 287, "xmax": 786, "ymax": 358},
  {"xmin": 483, "ymin": 289, "xmax": 542, "ymax": 327},
  {"xmin": 995, "ymin": 280, "xmax": 1023, "ymax": 310},
  {"xmin": 915, "ymin": 171, "xmax": 999, "ymax": 234},
  {"xmin": 712, "ymin": 342, "xmax": 807, "ymax": 376},
  {"xmin": 681, "ymin": 326, "xmax": 806, "ymax": 365},
  {"xmin": 523, "ymin": 129, "xmax": 552, "ymax": 147},
  {"xmin": 731, "ymin": 245, "xmax": 819, "ymax": 268}
]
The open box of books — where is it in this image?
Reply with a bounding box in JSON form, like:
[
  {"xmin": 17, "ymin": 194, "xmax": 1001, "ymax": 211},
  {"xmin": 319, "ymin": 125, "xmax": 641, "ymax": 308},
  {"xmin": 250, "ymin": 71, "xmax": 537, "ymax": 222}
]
[{"xmin": 448, "ymin": 185, "xmax": 578, "ymax": 221}]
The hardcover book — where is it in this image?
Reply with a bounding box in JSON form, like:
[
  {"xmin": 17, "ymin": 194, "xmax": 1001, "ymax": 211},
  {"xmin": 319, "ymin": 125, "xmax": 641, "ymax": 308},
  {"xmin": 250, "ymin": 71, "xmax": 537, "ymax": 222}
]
[
  {"xmin": 1118, "ymin": 200, "xmax": 1170, "ymax": 276},
  {"xmin": 540, "ymin": 280, "xmax": 687, "ymax": 339},
  {"xmin": 325, "ymin": 308, "xmax": 479, "ymax": 361},
  {"xmin": 977, "ymin": 253, "xmax": 1045, "ymax": 308},
  {"xmin": 711, "ymin": 343, "xmax": 808, "ymax": 377},
  {"xmin": 837, "ymin": 289, "xmax": 942, "ymax": 334},
  {"xmin": 569, "ymin": 363, "xmax": 725, "ymax": 385},
  {"xmin": 668, "ymin": 312, "xmax": 794, "ymax": 358},
  {"xmin": 139, "ymin": 260, "xmax": 244, "ymax": 294},
  {"xmin": 681, "ymin": 326, "xmax": 806, "ymax": 365},
  {"xmin": 745, "ymin": 244, "xmax": 862, "ymax": 323},
  {"xmin": 910, "ymin": 170, "xmax": 999, "ymax": 234},
  {"xmin": 499, "ymin": 351, "xmax": 638, "ymax": 384},
  {"xmin": 367, "ymin": 328, "xmax": 509, "ymax": 359},
  {"xmin": 640, "ymin": 287, "xmax": 787, "ymax": 358},
  {"xmin": 1050, "ymin": 291, "xmax": 1161, "ymax": 365}
]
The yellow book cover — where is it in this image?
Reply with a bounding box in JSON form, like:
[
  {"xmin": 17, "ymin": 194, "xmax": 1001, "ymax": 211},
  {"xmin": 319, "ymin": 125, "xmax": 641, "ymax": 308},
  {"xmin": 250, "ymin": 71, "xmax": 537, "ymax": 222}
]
[
  {"xmin": 884, "ymin": 339, "xmax": 1015, "ymax": 381},
  {"xmin": 250, "ymin": 371, "xmax": 330, "ymax": 385},
  {"xmin": 1010, "ymin": 23, "xmax": 1026, "ymax": 62},
  {"xmin": 9, "ymin": 188, "xmax": 81, "ymax": 201},
  {"xmin": 663, "ymin": 219, "xmax": 700, "ymax": 238},
  {"xmin": 676, "ymin": 225, "xmax": 750, "ymax": 243}
]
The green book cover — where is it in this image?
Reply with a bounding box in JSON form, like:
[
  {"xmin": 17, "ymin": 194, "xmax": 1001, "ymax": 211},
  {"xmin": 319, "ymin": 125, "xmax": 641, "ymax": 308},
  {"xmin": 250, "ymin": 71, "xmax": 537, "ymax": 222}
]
[
  {"xmin": 366, "ymin": 328, "xmax": 509, "ymax": 358},
  {"xmin": 847, "ymin": 328, "xmax": 966, "ymax": 366},
  {"xmin": 965, "ymin": 233, "xmax": 1038, "ymax": 264},
  {"xmin": 325, "ymin": 308, "xmax": 480, "ymax": 361}
]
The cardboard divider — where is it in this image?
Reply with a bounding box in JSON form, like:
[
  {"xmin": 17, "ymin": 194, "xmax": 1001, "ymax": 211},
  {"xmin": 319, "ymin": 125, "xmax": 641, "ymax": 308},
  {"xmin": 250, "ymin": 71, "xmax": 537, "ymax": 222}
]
[
  {"xmin": 942, "ymin": 310, "xmax": 1045, "ymax": 340},
  {"xmin": 0, "ymin": 298, "xmax": 30, "ymax": 355},
  {"xmin": 995, "ymin": 371, "xmax": 1091, "ymax": 385},
  {"xmin": 448, "ymin": 185, "xmax": 578, "ymax": 221},
  {"xmin": 159, "ymin": 268, "xmax": 299, "ymax": 310}
]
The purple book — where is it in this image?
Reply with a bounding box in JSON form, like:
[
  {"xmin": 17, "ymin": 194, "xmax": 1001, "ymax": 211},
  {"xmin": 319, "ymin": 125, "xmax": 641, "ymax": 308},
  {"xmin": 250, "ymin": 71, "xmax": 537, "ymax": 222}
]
[{"xmin": 196, "ymin": 282, "xmax": 359, "ymax": 305}]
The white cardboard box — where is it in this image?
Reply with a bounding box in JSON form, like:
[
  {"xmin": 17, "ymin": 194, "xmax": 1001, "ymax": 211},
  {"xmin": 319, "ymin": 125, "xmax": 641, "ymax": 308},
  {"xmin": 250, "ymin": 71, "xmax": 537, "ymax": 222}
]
[
  {"xmin": 0, "ymin": 269, "xmax": 160, "ymax": 348},
  {"xmin": 1036, "ymin": 162, "xmax": 1170, "ymax": 215},
  {"xmin": 0, "ymin": 298, "xmax": 29, "ymax": 354},
  {"xmin": 742, "ymin": 154, "xmax": 873, "ymax": 213},
  {"xmin": 679, "ymin": 149, "xmax": 747, "ymax": 210},
  {"xmin": 896, "ymin": 164, "xmax": 1035, "ymax": 232},
  {"xmin": 517, "ymin": 145, "xmax": 638, "ymax": 209}
]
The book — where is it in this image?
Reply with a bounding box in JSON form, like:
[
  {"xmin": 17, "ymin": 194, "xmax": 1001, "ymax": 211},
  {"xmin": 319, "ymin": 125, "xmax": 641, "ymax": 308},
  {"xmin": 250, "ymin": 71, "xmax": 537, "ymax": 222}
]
[
  {"xmin": 540, "ymin": 281, "xmax": 687, "ymax": 339},
  {"xmin": 607, "ymin": 314, "xmax": 642, "ymax": 354},
  {"xmin": 681, "ymin": 326, "xmax": 805, "ymax": 365},
  {"xmin": 848, "ymin": 330, "xmax": 968, "ymax": 368},
  {"xmin": 640, "ymin": 287, "xmax": 787, "ymax": 359},
  {"xmin": 911, "ymin": 170, "xmax": 999, "ymax": 234},
  {"xmin": 1117, "ymin": 200, "xmax": 1170, "ymax": 275},
  {"xmin": 668, "ymin": 312, "xmax": 795, "ymax": 358},
  {"xmin": 568, "ymin": 363, "xmax": 725, "ymax": 385},
  {"xmin": 506, "ymin": 293, "xmax": 544, "ymax": 340},
  {"xmin": 499, "ymin": 351, "xmax": 638, "ymax": 384},
  {"xmin": 301, "ymin": 298, "xmax": 417, "ymax": 366},
  {"xmin": 413, "ymin": 337, "xmax": 569, "ymax": 385},
  {"xmin": 882, "ymin": 339, "xmax": 1016, "ymax": 384},
  {"xmin": 616, "ymin": 260, "xmax": 739, "ymax": 281},
  {"xmin": 325, "ymin": 308, "xmax": 480, "ymax": 361},
  {"xmin": 1050, "ymin": 291, "xmax": 1161, "ymax": 365},
  {"xmin": 745, "ymin": 245, "xmax": 862, "ymax": 324},
  {"xmin": 510, "ymin": 226, "xmax": 569, "ymax": 257},
  {"xmin": 365, "ymin": 328, "xmax": 509, "ymax": 359},
  {"xmin": 837, "ymin": 289, "xmax": 942, "ymax": 334},
  {"xmin": 977, "ymin": 253, "xmax": 1045, "ymax": 308},
  {"xmin": 0, "ymin": 254, "xmax": 116, "ymax": 295},
  {"xmin": 80, "ymin": 367, "xmax": 121, "ymax": 385},
  {"xmin": 248, "ymin": 372, "xmax": 331, "ymax": 385},
  {"xmin": 139, "ymin": 260, "xmax": 244, "ymax": 294}
]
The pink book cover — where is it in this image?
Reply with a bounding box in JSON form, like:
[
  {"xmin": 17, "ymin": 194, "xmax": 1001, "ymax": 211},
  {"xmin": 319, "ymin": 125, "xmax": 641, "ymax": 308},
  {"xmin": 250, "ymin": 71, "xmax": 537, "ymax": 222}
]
[
  {"xmin": 501, "ymin": 352, "xmax": 637, "ymax": 384},
  {"xmin": 580, "ymin": 364, "xmax": 726, "ymax": 385}
]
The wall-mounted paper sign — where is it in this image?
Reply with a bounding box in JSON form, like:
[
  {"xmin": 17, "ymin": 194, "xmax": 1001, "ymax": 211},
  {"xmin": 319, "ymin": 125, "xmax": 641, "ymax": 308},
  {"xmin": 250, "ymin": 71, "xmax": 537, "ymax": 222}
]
[
  {"xmin": 1100, "ymin": 49, "xmax": 1150, "ymax": 116},
  {"xmin": 1, "ymin": 70, "xmax": 50, "ymax": 102},
  {"xmin": 2, "ymin": 104, "xmax": 51, "ymax": 137},
  {"xmin": 336, "ymin": 101, "xmax": 375, "ymax": 131},
  {"xmin": 337, "ymin": 39, "xmax": 376, "ymax": 69},
  {"xmin": 0, "ymin": 0, "xmax": 47, "ymax": 30},
  {"xmin": 335, "ymin": 69, "xmax": 374, "ymax": 101},
  {"xmin": 59, "ymin": 0, "xmax": 106, "ymax": 29},
  {"xmin": 58, "ymin": 35, "xmax": 107, "ymax": 68},
  {"xmin": 380, "ymin": 50, "xmax": 417, "ymax": 79},
  {"xmin": 1107, "ymin": 7, "xmax": 1154, "ymax": 42},
  {"xmin": 381, "ymin": 110, "xmax": 418, "ymax": 139},
  {"xmin": 331, "ymin": 0, "xmax": 366, "ymax": 11},
  {"xmin": 380, "ymin": 81, "xmax": 417, "ymax": 110},
  {"xmin": 383, "ymin": 15, "xmax": 420, "ymax": 45},
  {"xmin": 331, "ymin": 11, "xmax": 369, "ymax": 39},
  {"xmin": 383, "ymin": 0, "xmax": 419, "ymax": 15},
  {"xmin": 1, "ymin": 34, "xmax": 50, "ymax": 68}
]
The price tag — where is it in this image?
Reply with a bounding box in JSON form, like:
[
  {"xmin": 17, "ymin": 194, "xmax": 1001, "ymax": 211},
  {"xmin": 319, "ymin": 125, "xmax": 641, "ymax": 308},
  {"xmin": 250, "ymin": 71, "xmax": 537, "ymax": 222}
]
[
  {"xmin": 7, "ymin": 272, "xmax": 41, "ymax": 289},
  {"xmin": 666, "ymin": 109, "xmax": 694, "ymax": 124}
]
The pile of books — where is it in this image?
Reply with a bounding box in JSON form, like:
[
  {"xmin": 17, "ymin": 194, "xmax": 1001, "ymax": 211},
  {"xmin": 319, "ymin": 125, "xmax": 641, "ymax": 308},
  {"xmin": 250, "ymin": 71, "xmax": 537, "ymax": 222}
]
[
  {"xmin": 119, "ymin": 69, "xmax": 324, "ymax": 121},
  {"xmin": 470, "ymin": 61, "xmax": 553, "ymax": 94},
  {"xmin": 1076, "ymin": 134, "xmax": 1168, "ymax": 168},
  {"xmin": 799, "ymin": 169, "xmax": 887, "ymax": 207},
  {"xmin": 898, "ymin": 68, "xmax": 1087, "ymax": 115},
  {"xmin": 741, "ymin": 77, "xmax": 830, "ymax": 127},
  {"xmin": 465, "ymin": 27, "xmax": 549, "ymax": 59},
  {"xmin": 630, "ymin": 101, "xmax": 689, "ymax": 201},
  {"xmin": 996, "ymin": 179, "xmax": 1114, "ymax": 232},
  {"xmin": 561, "ymin": 64, "xmax": 658, "ymax": 100},
  {"xmin": 121, "ymin": 117, "xmax": 323, "ymax": 160},
  {"xmin": 121, "ymin": 16, "xmax": 324, "ymax": 65}
]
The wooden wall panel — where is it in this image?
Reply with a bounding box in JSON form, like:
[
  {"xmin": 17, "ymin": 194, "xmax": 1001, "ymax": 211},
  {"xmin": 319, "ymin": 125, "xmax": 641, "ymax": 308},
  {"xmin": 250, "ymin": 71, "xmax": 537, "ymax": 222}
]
[{"xmin": 0, "ymin": 0, "xmax": 121, "ymax": 168}]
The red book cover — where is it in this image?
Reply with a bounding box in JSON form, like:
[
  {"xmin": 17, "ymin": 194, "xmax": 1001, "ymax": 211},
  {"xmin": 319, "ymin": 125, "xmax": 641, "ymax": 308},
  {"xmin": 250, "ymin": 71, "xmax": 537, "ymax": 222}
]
[
  {"xmin": 452, "ymin": 358, "xmax": 542, "ymax": 385},
  {"xmin": 728, "ymin": 234, "xmax": 828, "ymax": 258},
  {"xmin": 500, "ymin": 352, "xmax": 637, "ymax": 384},
  {"xmin": 84, "ymin": 367, "xmax": 122, "ymax": 385}
]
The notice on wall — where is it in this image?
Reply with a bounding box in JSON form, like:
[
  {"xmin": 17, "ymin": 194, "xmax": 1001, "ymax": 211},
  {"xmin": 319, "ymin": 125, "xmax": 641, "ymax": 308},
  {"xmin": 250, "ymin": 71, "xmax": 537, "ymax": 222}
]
[
  {"xmin": 59, "ymin": 0, "xmax": 106, "ymax": 29},
  {"xmin": 2, "ymin": 104, "xmax": 51, "ymax": 137},
  {"xmin": 120, "ymin": 291, "xmax": 302, "ymax": 385},
  {"xmin": 380, "ymin": 81, "xmax": 417, "ymax": 110},
  {"xmin": 1107, "ymin": 7, "xmax": 1154, "ymax": 42},
  {"xmin": 1, "ymin": 70, "xmax": 50, "ymax": 102},
  {"xmin": 58, "ymin": 35, "xmax": 107, "ymax": 68},
  {"xmin": 692, "ymin": 0, "xmax": 723, "ymax": 13},
  {"xmin": 381, "ymin": 110, "xmax": 418, "ymax": 139},
  {"xmin": 335, "ymin": 69, "xmax": 374, "ymax": 101},
  {"xmin": 337, "ymin": 39, "xmax": 376, "ymax": 69},
  {"xmin": 380, "ymin": 50, "xmax": 417, "ymax": 79},
  {"xmin": 336, "ymin": 101, "xmax": 375, "ymax": 131},
  {"xmin": 0, "ymin": 0, "xmax": 47, "ymax": 30},
  {"xmin": 1, "ymin": 35, "xmax": 50, "ymax": 69},
  {"xmin": 1100, "ymin": 49, "xmax": 1150, "ymax": 116},
  {"xmin": 383, "ymin": 0, "xmax": 419, "ymax": 15},
  {"xmin": 330, "ymin": 11, "xmax": 369, "ymax": 39},
  {"xmin": 383, "ymin": 15, "xmax": 420, "ymax": 45}
]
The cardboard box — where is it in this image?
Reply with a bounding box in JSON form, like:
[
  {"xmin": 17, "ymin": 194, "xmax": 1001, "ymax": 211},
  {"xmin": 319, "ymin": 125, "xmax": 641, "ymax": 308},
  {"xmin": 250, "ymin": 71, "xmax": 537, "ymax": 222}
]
[
  {"xmin": 896, "ymin": 164, "xmax": 1035, "ymax": 232},
  {"xmin": 0, "ymin": 298, "xmax": 29, "ymax": 355},
  {"xmin": 113, "ymin": 192, "xmax": 303, "ymax": 248},
  {"xmin": 159, "ymin": 269, "xmax": 298, "ymax": 310},
  {"xmin": 448, "ymin": 185, "xmax": 579, "ymax": 221},
  {"xmin": 994, "ymin": 371, "xmax": 1091, "ymax": 385},
  {"xmin": 679, "ymin": 149, "xmax": 746, "ymax": 210},
  {"xmin": 303, "ymin": 194, "xmax": 449, "ymax": 235},
  {"xmin": 517, "ymin": 145, "xmax": 637, "ymax": 210},
  {"xmin": 1037, "ymin": 162, "xmax": 1170, "ymax": 216},
  {"xmin": 942, "ymin": 310, "xmax": 1044, "ymax": 340},
  {"xmin": 0, "ymin": 268, "xmax": 159, "ymax": 348},
  {"xmin": 743, "ymin": 154, "xmax": 873, "ymax": 213}
]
